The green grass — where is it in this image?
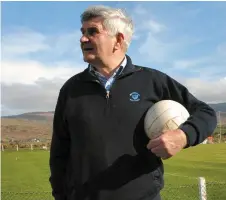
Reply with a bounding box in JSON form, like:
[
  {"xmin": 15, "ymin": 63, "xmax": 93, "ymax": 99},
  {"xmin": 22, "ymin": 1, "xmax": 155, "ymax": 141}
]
[
  {"xmin": 1, "ymin": 150, "xmax": 51, "ymax": 192},
  {"xmin": 161, "ymin": 143, "xmax": 226, "ymax": 200},
  {"xmin": 1, "ymin": 144, "xmax": 226, "ymax": 200}
]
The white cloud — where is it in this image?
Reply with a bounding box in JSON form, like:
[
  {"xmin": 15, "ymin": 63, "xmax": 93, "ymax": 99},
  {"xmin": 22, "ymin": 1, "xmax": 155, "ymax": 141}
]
[
  {"xmin": 171, "ymin": 44, "xmax": 226, "ymax": 81},
  {"xmin": 1, "ymin": 60, "xmax": 85, "ymax": 85},
  {"xmin": 1, "ymin": 27, "xmax": 85, "ymax": 84},
  {"xmin": 2, "ymin": 28, "xmax": 50, "ymax": 58},
  {"xmin": 49, "ymin": 31, "xmax": 81, "ymax": 57},
  {"xmin": 1, "ymin": 27, "xmax": 86, "ymax": 115},
  {"xmin": 146, "ymin": 20, "xmax": 166, "ymax": 33},
  {"xmin": 1, "ymin": 22, "xmax": 226, "ymax": 116},
  {"xmin": 133, "ymin": 12, "xmax": 183, "ymax": 63},
  {"xmin": 2, "ymin": 27, "xmax": 82, "ymax": 60},
  {"xmin": 133, "ymin": 4, "xmax": 148, "ymax": 15},
  {"xmin": 1, "ymin": 59, "xmax": 86, "ymax": 115},
  {"xmin": 132, "ymin": 4, "xmax": 225, "ymax": 88},
  {"xmin": 132, "ymin": 5, "xmax": 225, "ymax": 104},
  {"xmin": 130, "ymin": 5, "xmax": 166, "ymax": 42},
  {"xmin": 138, "ymin": 32, "xmax": 178, "ymax": 63},
  {"xmin": 184, "ymin": 8, "xmax": 201, "ymax": 18},
  {"xmin": 1, "ymin": 79, "xmax": 63, "ymax": 116},
  {"xmin": 217, "ymin": 43, "xmax": 226, "ymax": 56},
  {"xmin": 173, "ymin": 57, "xmax": 211, "ymax": 69},
  {"xmin": 137, "ymin": 30, "xmax": 206, "ymax": 64},
  {"xmin": 181, "ymin": 78, "xmax": 226, "ymax": 103}
]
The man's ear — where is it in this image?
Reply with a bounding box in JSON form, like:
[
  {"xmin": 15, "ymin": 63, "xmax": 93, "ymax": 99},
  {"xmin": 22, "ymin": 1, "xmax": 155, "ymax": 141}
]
[{"xmin": 114, "ymin": 33, "xmax": 125, "ymax": 50}]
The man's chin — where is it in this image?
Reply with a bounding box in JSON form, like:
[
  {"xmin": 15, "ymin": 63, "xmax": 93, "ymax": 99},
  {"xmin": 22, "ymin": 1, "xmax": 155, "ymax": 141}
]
[{"xmin": 83, "ymin": 55, "xmax": 96, "ymax": 63}]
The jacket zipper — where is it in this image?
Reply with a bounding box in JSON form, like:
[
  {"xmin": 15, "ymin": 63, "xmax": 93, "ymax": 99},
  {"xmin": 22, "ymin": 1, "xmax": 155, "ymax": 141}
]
[
  {"xmin": 104, "ymin": 69, "xmax": 140, "ymax": 103},
  {"xmin": 106, "ymin": 90, "xmax": 110, "ymax": 104},
  {"xmin": 93, "ymin": 80, "xmax": 110, "ymax": 105},
  {"xmin": 92, "ymin": 68, "xmax": 140, "ymax": 105}
]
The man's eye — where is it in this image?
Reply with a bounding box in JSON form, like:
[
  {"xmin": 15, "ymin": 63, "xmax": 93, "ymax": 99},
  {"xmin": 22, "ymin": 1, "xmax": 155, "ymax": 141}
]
[{"xmin": 87, "ymin": 28, "xmax": 98, "ymax": 36}]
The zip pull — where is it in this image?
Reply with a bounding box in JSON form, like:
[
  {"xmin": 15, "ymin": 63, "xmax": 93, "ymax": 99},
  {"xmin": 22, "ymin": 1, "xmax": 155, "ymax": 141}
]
[{"xmin": 106, "ymin": 90, "xmax": 110, "ymax": 99}]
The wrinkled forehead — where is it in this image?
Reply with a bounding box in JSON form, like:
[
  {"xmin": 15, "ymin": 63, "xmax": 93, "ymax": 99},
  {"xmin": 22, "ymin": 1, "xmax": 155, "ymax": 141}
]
[{"xmin": 81, "ymin": 17, "xmax": 105, "ymax": 30}]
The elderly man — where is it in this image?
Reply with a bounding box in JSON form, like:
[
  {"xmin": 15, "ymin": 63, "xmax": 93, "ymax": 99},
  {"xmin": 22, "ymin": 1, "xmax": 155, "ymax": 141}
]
[{"xmin": 49, "ymin": 5, "xmax": 217, "ymax": 200}]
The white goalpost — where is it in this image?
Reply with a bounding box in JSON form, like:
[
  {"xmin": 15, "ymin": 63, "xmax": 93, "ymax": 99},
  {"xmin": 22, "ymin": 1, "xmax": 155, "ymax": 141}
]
[
  {"xmin": 199, "ymin": 177, "xmax": 207, "ymax": 200},
  {"xmin": 217, "ymin": 111, "xmax": 226, "ymax": 143}
]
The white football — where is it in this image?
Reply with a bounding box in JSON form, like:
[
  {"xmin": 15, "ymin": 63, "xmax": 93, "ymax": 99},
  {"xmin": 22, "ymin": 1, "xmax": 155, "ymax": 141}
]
[{"xmin": 144, "ymin": 100, "xmax": 190, "ymax": 139}]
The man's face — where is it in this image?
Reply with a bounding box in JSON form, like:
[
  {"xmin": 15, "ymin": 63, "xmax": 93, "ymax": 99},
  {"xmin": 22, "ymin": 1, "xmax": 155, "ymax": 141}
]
[{"xmin": 80, "ymin": 17, "xmax": 117, "ymax": 65}]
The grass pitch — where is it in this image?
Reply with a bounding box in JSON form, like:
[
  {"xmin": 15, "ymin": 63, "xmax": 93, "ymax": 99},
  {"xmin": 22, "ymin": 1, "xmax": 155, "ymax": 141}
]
[
  {"xmin": 1, "ymin": 144, "xmax": 226, "ymax": 200},
  {"xmin": 162, "ymin": 143, "xmax": 226, "ymax": 199}
]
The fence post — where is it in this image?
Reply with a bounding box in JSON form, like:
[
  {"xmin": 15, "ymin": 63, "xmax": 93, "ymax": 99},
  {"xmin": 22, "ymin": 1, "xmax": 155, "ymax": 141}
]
[
  {"xmin": 31, "ymin": 144, "xmax": 33, "ymax": 151},
  {"xmin": 218, "ymin": 111, "xmax": 222, "ymax": 143},
  {"xmin": 199, "ymin": 177, "xmax": 207, "ymax": 200},
  {"xmin": 1, "ymin": 144, "xmax": 4, "ymax": 151},
  {"xmin": 16, "ymin": 145, "xmax": 19, "ymax": 151}
]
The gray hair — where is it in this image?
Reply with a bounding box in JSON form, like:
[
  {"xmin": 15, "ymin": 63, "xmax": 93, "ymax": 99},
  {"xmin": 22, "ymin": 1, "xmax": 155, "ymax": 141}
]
[{"xmin": 81, "ymin": 5, "xmax": 134, "ymax": 49}]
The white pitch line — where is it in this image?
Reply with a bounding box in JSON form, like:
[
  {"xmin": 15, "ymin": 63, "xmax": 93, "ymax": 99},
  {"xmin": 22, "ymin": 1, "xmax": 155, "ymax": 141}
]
[
  {"xmin": 165, "ymin": 173, "xmax": 226, "ymax": 184},
  {"xmin": 165, "ymin": 173, "xmax": 198, "ymax": 180}
]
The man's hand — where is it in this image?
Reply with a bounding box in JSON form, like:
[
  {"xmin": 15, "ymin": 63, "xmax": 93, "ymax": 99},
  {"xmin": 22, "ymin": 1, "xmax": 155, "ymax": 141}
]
[{"xmin": 146, "ymin": 129, "xmax": 187, "ymax": 160}]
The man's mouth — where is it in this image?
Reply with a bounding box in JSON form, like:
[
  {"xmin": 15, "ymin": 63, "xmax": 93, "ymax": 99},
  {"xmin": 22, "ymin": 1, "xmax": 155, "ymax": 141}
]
[{"xmin": 83, "ymin": 47, "xmax": 94, "ymax": 51}]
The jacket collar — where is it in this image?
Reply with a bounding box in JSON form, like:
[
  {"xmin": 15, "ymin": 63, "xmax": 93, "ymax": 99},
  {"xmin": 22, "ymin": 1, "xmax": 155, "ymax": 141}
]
[{"xmin": 78, "ymin": 55, "xmax": 141, "ymax": 82}]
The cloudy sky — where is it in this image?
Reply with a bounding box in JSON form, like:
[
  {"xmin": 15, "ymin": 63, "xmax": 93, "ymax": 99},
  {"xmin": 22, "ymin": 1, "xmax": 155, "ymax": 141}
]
[{"xmin": 1, "ymin": 1, "xmax": 226, "ymax": 116}]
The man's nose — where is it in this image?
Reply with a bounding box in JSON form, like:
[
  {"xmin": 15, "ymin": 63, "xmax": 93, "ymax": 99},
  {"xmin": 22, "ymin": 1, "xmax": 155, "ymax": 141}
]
[{"xmin": 80, "ymin": 34, "xmax": 89, "ymax": 43}]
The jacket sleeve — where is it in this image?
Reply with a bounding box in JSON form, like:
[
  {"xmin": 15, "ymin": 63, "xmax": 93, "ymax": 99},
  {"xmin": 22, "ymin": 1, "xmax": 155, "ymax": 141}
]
[
  {"xmin": 49, "ymin": 87, "xmax": 70, "ymax": 200},
  {"xmin": 161, "ymin": 73, "xmax": 217, "ymax": 147}
]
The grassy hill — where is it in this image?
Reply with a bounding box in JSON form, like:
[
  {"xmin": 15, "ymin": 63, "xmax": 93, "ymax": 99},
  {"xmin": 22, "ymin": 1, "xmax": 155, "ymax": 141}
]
[
  {"xmin": 2, "ymin": 111, "xmax": 54, "ymax": 121},
  {"xmin": 1, "ymin": 118, "xmax": 52, "ymax": 142},
  {"xmin": 1, "ymin": 103, "xmax": 225, "ymax": 142}
]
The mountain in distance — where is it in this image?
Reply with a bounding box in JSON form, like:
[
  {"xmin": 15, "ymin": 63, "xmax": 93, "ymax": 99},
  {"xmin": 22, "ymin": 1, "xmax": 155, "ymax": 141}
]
[
  {"xmin": 1, "ymin": 103, "xmax": 225, "ymax": 141},
  {"xmin": 1, "ymin": 103, "xmax": 226, "ymax": 121},
  {"xmin": 208, "ymin": 103, "xmax": 226, "ymax": 112},
  {"xmin": 2, "ymin": 111, "xmax": 54, "ymax": 121},
  {"xmin": 1, "ymin": 111, "xmax": 54, "ymax": 141}
]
